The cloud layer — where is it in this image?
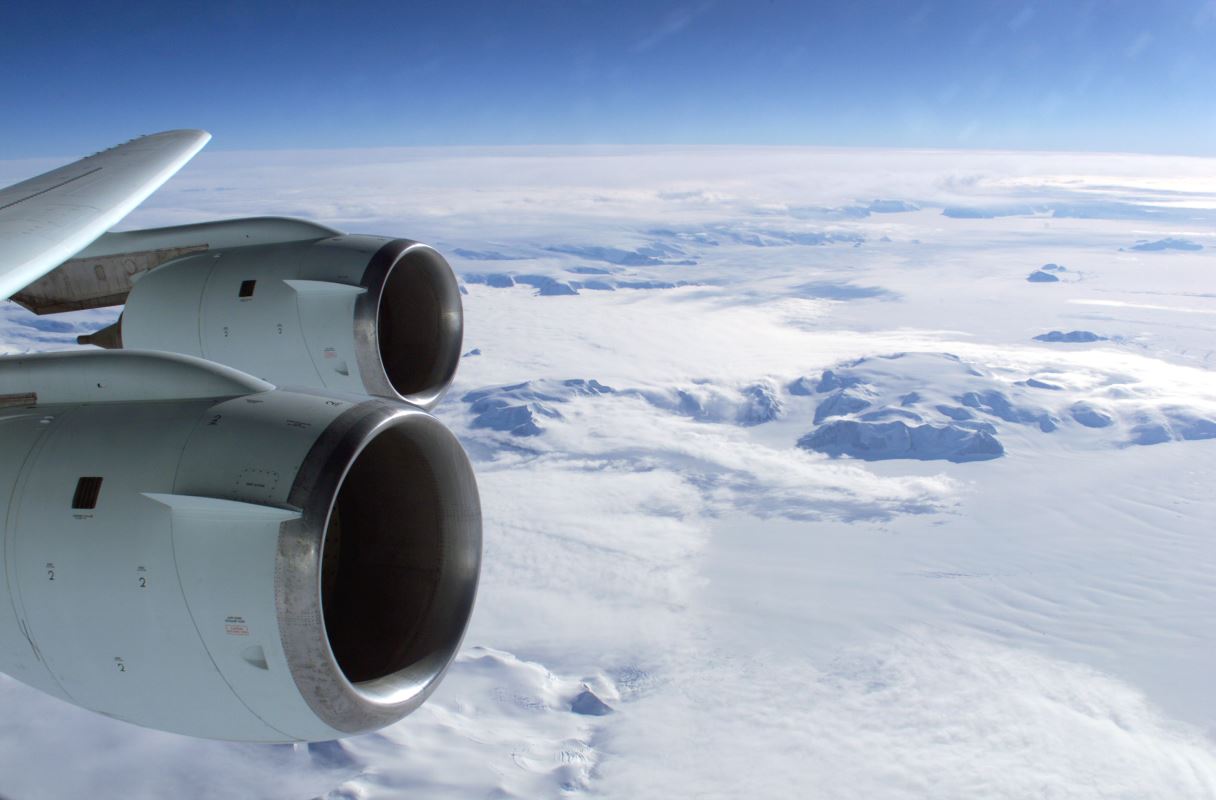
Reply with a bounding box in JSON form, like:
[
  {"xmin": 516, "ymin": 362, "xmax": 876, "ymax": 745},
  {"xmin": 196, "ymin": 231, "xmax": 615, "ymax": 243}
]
[{"xmin": 1, "ymin": 144, "xmax": 1214, "ymax": 798}]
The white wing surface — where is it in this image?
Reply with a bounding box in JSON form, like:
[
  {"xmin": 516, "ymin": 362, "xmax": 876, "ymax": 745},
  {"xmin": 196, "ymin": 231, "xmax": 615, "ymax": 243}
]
[{"xmin": 0, "ymin": 129, "xmax": 210, "ymax": 301}]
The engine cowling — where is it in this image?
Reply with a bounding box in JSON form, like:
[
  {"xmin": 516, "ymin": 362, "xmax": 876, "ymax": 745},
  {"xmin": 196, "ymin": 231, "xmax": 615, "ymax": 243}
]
[
  {"xmin": 86, "ymin": 235, "xmax": 464, "ymax": 410},
  {"xmin": 0, "ymin": 350, "xmax": 480, "ymax": 741}
]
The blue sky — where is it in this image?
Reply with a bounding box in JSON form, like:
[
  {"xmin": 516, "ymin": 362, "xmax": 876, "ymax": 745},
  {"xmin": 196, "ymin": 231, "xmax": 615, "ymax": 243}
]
[{"xmin": 2, "ymin": 0, "xmax": 1215, "ymax": 157}]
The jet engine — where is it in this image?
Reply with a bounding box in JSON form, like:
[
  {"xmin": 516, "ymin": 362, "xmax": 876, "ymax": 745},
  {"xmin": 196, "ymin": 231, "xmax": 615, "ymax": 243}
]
[
  {"xmin": 0, "ymin": 350, "xmax": 481, "ymax": 742},
  {"xmin": 66, "ymin": 220, "xmax": 464, "ymax": 409},
  {"xmin": 0, "ymin": 134, "xmax": 484, "ymax": 744}
]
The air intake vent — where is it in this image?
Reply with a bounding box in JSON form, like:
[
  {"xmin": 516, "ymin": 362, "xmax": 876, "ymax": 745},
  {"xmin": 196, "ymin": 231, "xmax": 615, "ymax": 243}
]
[{"xmin": 72, "ymin": 477, "xmax": 104, "ymax": 509}]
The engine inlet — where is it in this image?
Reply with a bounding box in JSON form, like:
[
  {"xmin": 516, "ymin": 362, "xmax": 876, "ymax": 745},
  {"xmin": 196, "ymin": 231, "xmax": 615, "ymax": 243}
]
[
  {"xmin": 359, "ymin": 242, "xmax": 464, "ymax": 410},
  {"xmin": 280, "ymin": 401, "xmax": 481, "ymax": 734}
]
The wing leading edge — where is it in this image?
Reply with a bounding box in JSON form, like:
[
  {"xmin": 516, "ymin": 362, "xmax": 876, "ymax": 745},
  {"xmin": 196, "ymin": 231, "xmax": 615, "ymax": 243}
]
[{"xmin": 0, "ymin": 129, "xmax": 211, "ymax": 301}]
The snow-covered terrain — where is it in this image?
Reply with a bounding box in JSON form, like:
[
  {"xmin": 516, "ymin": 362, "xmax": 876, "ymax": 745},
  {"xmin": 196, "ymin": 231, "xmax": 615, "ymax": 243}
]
[{"xmin": 1, "ymin": 145, "xmax": 1215, "ymax": 798}]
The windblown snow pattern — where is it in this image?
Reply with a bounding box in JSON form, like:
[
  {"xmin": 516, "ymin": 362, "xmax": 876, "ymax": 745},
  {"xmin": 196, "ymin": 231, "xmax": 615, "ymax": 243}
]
[{"xmin": 1, "ymin": 146, "xmax": 1215, "ymax": 799}]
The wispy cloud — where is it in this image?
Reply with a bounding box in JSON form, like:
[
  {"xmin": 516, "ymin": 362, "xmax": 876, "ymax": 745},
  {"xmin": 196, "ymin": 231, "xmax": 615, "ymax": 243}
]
[{"xmin": 633, "ymin": 1, "xmax": 715, "ymax": 53}]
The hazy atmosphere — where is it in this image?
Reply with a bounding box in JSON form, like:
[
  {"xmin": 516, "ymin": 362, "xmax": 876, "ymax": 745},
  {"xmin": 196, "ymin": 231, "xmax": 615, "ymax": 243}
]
[{"xmin": 1, "ymin": 2, "xmax": 1214, "ymax": 799}]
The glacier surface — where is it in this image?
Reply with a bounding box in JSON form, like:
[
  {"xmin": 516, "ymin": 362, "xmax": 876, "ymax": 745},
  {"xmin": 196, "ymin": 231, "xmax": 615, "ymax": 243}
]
[{"xmin": 1, "ymin": 145, "xmax": 1215, "ymax": 799}]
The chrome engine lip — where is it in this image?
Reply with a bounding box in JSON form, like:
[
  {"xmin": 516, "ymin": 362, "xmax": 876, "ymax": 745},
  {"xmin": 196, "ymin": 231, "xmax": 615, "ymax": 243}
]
[
  {"xmin": 277, "ymin": 397, "xmax": 482, "ymax": 735},
  {"xmin": 354, "ymin": 239, "xmax": 464, "ymax": 411}
]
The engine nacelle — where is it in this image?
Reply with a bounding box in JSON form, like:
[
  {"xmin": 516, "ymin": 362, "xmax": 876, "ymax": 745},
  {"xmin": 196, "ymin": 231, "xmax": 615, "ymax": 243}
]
[
  {"xmin": 86, "ymin": 234, "xmax": 464, "ymax": 410},
  {"xmin": 0, "ymin": 350, "xmax": 480, "ymax": 741}
]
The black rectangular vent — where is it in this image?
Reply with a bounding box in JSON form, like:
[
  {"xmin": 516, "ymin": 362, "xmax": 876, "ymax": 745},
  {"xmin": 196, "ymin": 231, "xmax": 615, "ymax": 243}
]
[
  {"xmin": 239, "ymin": 280, "xmax": 257, "ymax": 299},
  {"xmin": 72, "ymin": 477, "xmax": 103, "ymax": 510}
]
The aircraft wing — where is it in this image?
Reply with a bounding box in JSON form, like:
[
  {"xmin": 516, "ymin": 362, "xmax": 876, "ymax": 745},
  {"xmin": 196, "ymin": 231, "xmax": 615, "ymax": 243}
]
[{"xmin": 0, "ymin": 129, "xmax": 210, "ymax": 301}]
